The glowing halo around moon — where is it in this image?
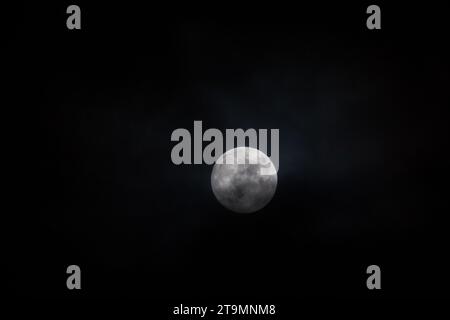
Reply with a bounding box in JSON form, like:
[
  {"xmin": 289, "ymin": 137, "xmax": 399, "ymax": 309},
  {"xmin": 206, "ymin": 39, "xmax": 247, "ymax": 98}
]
[{"xmin": 211, "ymin": 147, "xmax": 278, "ymax": 213}]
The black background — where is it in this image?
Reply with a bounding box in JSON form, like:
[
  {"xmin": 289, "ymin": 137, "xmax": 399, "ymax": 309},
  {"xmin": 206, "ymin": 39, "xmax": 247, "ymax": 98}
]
[{"xmin": 9, "ymin": 1, "xmax": 450, "ymax": 304}]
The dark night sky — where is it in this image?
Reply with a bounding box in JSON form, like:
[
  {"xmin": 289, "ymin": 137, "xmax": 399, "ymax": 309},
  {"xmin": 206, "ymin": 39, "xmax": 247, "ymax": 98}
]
[{"xmin": 9, "ymin": 2, "xmax": 450, "ymax": 301}]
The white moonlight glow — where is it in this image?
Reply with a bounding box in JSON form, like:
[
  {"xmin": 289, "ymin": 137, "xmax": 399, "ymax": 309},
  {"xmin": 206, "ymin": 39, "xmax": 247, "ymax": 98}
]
[{"xmin": 211, "ymin": 147, "xmax": 278, "ymax": 213}]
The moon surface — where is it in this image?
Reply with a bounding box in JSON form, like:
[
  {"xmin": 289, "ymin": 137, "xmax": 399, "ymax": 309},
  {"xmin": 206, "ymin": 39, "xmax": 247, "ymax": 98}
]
[{"xmin": 211, "ymin": 147, "xmax": 278, "ymax": 213}]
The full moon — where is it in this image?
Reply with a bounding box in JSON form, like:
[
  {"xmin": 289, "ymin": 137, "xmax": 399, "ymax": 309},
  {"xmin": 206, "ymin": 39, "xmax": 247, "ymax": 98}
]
[{"xmin": 211, "ymin": 147, "xmax": 278, "ymax": 213}]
